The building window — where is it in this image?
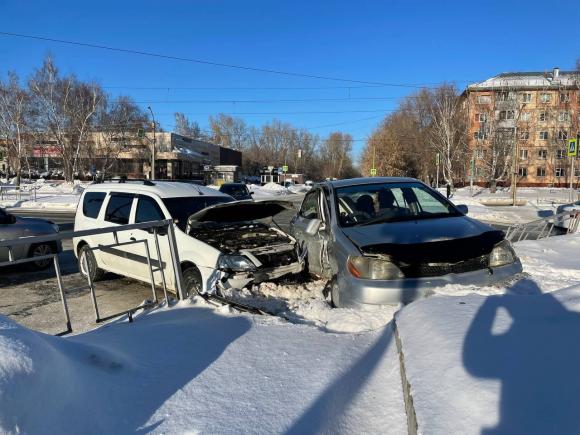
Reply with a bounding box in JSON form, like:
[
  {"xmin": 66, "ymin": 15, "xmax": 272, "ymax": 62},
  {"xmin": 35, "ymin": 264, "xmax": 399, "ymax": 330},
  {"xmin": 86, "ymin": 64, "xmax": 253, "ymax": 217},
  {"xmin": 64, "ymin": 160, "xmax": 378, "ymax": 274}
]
[
  {"xmin": 555, "ymin": 167, "xmax": 565, "ymax": 177},
  {"xmin": 519, "ymin": 149, "xmax": 528, "ymax": 159},
  {"xmin": 539, "ymin": 131, "xmax": 549, "ymax": 140},
  {"xmin": 476, "ymin": 95, "xmax": 491, "ymax": 104},
  {"xmin": 556, "ymin": 149, "xmax": 567, "ymax": 159},
  {"xmin": 521, "ymin": 93, "xmax": 532, "ymax": 103},
  {"xmin": 497, "ymin": 91, "xmax": 515, "ymax": 101},
  {"xmin": 475, "ymin": 113, "xmax": 488, "ymax": 123},
  {"xmin": 521, "ymin": 112, "xmax": 531, "ymax": 122},
  {"xmin": 538, "ymin": 149, "xmax": 547, "ymax": 159},
  {"xmin": 558, "ymin": 130, "xmax": 568, "ymax": 141},
  {"xmin": 540, "ymin": 93, "xmax": 552, "ymax": 103},
  {"xmin": 560, "ymin": 93, "xmax": 570, "ymax": 103},
  {"xmin": 519, "ymin": 131, "xmax": 530, "ymax": 140},
  {"xmin": 539, "ymin": 112, "xmax": 548, "ymax": 122},
  {"xmin": 476, "ymin": 148, "xmax": 486, "ymax": 159},
  {"xmin": 575, "ymin": 168, "xmax": 580, "ymax": 178},
  {"xmin": 518, "ymin": 167, "xmax": 528, "ymax": 177},
  {"xmin": 499, "ymin": 110, "xmax": 515, "ymax": 120},
  {"xmin": 558, "ymin": 111, "xmax": 571, "ymax": 122},
  {"xmin": 537, "ymin": 167, "xmax": 546, "ymax": 177},
  {"xmin": 473, "ymin": 131, "xmax": 487, "ymax": 140}
]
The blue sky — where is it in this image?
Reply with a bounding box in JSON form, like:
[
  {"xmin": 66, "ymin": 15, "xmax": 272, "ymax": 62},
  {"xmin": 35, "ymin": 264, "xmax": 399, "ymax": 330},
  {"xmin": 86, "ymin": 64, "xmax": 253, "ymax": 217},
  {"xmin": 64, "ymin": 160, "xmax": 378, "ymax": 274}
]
[{"xmin": 1, "ymin": 0, "xmax": 579, "ymax": 162}]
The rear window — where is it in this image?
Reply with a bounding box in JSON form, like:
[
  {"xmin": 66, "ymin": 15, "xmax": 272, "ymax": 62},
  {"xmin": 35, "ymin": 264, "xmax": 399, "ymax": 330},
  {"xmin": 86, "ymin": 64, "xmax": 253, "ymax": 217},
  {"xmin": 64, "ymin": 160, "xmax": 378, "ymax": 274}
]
[
  {"xmin": 105, "ymin": 194, "xmax": 134, "ymax": 225},
  {"xmin": 83, "ymin": 192, "xmax": 106, "ymax": 219},
  {"xmin": 135, "ymin": 195, "xmax": 165, "ymax": 223}
]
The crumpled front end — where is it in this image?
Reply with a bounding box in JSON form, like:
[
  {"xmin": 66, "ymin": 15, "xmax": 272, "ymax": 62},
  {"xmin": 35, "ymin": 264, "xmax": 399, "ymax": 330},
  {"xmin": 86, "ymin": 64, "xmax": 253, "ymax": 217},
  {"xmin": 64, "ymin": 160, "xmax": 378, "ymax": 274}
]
[{"xmin": 189, "ymin": 222, "xmax": 305, "ymax": 293}]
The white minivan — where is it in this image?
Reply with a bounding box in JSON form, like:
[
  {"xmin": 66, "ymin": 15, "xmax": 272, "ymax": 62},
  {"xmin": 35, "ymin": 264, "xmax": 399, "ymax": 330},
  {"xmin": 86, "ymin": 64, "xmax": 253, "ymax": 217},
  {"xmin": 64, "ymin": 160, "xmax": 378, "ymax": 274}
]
[{"xmin": 73, "ymin": 181, "xmax": 304, "ymax": 296}]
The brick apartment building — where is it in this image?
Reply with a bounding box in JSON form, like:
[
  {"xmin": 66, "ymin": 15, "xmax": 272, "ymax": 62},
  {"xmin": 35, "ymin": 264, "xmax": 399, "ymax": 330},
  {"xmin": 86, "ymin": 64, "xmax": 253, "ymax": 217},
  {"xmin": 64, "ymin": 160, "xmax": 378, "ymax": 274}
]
[{"xmin": 464, "ymin": 67, "xmax": 580, "ymax": 187}]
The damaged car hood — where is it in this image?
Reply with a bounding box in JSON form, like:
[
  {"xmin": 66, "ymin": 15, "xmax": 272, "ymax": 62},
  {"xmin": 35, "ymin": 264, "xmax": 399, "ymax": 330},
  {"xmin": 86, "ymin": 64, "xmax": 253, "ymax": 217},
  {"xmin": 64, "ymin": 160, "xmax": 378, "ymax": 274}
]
[
  {"xmin": 342, "ymin": 216, "xmax": 504, "ymax": 262},
  {"xmin": 187, "ymin": 200, "xmax": 294, "ymax": 224}
]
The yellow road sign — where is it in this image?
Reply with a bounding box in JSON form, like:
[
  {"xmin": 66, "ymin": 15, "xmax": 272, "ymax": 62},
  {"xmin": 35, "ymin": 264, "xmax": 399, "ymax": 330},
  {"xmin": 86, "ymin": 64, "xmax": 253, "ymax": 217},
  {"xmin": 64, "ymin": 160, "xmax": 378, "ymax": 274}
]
[{"xmin": 370, "ymin": 168, "xmax": 377, "ymax": 176}]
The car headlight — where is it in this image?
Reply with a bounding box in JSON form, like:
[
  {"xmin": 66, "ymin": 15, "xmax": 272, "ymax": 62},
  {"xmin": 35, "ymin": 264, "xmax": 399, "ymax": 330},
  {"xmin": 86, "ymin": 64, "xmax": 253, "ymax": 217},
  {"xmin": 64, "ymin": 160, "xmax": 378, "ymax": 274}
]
[
  {"xmin": 489, "ymin": 240, "xmax": 516, "ymax": 267},
  {"xmin": 218, "ymin": 255, "xmax": 256, "ymax": 272},
  {"xmin": 347, "ymin": 255, "xmax": 404, "ymax": 280}
]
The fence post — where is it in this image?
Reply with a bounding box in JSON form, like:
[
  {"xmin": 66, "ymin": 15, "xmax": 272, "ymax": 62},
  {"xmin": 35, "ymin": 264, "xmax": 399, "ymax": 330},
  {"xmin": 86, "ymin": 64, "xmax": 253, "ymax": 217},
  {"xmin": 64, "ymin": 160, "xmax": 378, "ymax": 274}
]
[{"xmin": 166, "ymin": 221, "xmax": 186, "ymax": 300}]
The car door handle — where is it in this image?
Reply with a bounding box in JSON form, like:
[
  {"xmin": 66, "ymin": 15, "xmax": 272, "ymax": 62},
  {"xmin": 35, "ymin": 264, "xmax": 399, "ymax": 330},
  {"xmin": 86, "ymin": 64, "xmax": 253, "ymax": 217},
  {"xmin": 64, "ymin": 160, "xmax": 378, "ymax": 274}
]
[{"xmin": 130, "ymin": 237, "xmax": 136, "ymax": 242}]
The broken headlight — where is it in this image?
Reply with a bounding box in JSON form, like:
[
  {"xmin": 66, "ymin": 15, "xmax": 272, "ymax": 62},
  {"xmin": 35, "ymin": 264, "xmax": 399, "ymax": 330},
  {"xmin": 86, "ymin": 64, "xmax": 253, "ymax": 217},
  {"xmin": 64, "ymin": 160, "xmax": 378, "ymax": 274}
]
[
  {"xmin": 218, "ymin": 255, "xmax": 256, "ymax": 272},
  {"xmin": 489, "ymin": 240, "xmax": 516, "ymax": 267},
  {"xmin": 347, "ymin": 256, "xmax": 404, "ymax": 280}
]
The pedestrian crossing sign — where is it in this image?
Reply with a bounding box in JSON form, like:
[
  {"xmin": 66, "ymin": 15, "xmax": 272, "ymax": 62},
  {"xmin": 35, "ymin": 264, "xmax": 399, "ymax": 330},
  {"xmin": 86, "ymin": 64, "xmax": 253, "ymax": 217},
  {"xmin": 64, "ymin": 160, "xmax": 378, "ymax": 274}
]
[
  {"xmin": 370, "ymin": 168, "xmax": 377, "ymax": 176},
  {"xmin": 568, "ymin": 138, "xmax": 577, "ymax": 157}
]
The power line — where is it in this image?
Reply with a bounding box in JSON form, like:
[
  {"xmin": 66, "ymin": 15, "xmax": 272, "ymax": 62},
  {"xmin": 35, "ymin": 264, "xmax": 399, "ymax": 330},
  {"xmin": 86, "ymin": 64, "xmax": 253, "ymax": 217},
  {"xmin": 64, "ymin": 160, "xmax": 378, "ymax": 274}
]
[
  {"xmin": 129, "ymin": 96, "xmax": 413, "ymax": 104},
  {"xmin": 0, "ymin": 31, "xmax": 472, "ymax": 88}
]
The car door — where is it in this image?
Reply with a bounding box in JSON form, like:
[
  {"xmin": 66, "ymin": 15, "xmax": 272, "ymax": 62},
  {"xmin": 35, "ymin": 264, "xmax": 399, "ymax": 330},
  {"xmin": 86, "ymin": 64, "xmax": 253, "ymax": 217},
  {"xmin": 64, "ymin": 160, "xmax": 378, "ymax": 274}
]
[
  {"xmin": 125, "ymin": 194, "xmax": 174, "ymax": 287},
  {"xmin": 0, "ymin": 209, "xmax": 21, "ymax": 261},
  {"xmin": 292, "ymin": 189, "xmax": 327, "ymax": 276},
  {"xmin": 98, "ymin": 192, "xmax": 136, "ymax": 275}
]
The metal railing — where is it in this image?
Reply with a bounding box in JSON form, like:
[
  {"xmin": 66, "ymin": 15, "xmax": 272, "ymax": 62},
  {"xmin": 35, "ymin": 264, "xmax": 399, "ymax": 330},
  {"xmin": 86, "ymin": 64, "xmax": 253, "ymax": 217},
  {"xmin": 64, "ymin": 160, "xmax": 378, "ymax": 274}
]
[
  {"xmin": 0, "ymin": 185, "xmax": 38, "ymax": 201},
  {"xmin": 505, "ymin": 209, "xmax": 580, "ymax": 242},
  {"xmin": 0, "ymin": 219, "xmax": 185, "ymax": 335}
]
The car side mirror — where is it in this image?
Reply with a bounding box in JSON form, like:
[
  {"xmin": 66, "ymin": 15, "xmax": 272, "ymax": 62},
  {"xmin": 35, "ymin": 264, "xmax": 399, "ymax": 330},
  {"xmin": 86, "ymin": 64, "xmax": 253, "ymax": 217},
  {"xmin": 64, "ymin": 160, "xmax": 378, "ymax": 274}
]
[
  {"xmin": 305, "ymin": 218, "xmax": 323, "ymax": 236},
  {"xmin": 456, "ymin": 204, "xmax": 468, "ymax": 215}
]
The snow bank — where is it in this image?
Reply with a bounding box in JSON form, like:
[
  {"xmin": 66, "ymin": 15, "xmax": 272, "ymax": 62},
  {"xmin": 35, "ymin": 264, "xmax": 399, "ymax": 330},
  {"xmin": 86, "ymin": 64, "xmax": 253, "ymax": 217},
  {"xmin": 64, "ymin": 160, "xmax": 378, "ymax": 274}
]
[
  {"xmin": 250, "ymin": 183, "xmax": 294, "ymax": 198},
  {"xmin": 396, "ymin": 285, "xmax": 580, "ymax": 434},
  {"xmin": 0, "ymin": 303, "xmax": 406, "ymax": 434}
]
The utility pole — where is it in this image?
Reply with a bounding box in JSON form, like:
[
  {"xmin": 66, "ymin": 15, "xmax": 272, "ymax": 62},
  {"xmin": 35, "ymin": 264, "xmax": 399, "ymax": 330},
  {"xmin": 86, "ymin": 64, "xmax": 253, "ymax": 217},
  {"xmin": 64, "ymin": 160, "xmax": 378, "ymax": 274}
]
[
  {"xmin": 511, "ymin": 102, "xmax": 527, "ymax": 206},
  {"xmin": 147, "ymin": 106, "xmax": 156, "ymax": 180}
]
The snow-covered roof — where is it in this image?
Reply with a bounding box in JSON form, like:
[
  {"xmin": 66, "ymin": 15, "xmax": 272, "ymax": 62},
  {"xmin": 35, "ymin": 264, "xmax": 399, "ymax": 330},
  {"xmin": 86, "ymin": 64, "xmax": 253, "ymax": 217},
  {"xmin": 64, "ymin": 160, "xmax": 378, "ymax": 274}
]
[{"xmin": 468, "ymin": 69, "xmax": 580, "ymax": 91}]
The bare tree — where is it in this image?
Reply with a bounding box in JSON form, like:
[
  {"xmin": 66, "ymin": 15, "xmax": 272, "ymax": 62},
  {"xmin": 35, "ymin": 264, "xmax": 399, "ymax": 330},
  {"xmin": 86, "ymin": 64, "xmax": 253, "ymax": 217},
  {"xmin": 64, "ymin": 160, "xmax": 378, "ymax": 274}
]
[
  {"xmin": 428, "ymin": 85, "xmax": 468, "ymax": 187},
  {"xmin": 0, "ymin": 72, "xmax": 31, "ymax": 185},
  {"xmin": 174, "ymin": 112, "xmax": 205, "ymax": 139},
  {"xmin": 319, "ymin": 132, "xmax": 356, "ymax": 179},
  {"xmin": 209, "ymin": 114, "xmax": 248, "ymax": 150},
  {"xmin": 95, "ymin": 96, "xmax": 149, "ymax": 179},
  {"xmin": 28, "ymin": 56, "xmax": 104, "ymax": 181}
]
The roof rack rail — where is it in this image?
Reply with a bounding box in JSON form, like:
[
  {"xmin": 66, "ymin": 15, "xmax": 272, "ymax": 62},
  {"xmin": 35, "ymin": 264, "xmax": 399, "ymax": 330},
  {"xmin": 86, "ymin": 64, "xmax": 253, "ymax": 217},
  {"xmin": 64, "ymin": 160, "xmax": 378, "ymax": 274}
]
[{"xmin": 100, "ymin": 177, "xmax": 156, "ymax": 186}]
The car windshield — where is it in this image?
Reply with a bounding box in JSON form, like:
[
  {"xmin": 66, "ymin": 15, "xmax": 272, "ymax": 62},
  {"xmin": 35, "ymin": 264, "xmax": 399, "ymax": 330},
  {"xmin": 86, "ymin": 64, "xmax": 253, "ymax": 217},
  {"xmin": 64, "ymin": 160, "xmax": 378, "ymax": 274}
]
[
  {"xmin": 336, "ymin": 182, "xmax": 461, "ymax": 227},
  {"xmin": 163, "ymin": 196, "xmax": 234, "ymax": 230}
]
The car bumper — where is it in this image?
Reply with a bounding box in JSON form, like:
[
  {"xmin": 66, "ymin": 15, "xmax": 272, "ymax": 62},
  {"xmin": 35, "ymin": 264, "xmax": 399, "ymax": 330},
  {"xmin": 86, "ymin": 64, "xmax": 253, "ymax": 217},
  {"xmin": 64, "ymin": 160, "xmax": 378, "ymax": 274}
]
[
  {"xmin": 218, "ymin": 260, "xmax": 304, "ymax": 290},
  {"xmin": 336, "ymin": 259, "xmax": 523, "ymax": 308}
]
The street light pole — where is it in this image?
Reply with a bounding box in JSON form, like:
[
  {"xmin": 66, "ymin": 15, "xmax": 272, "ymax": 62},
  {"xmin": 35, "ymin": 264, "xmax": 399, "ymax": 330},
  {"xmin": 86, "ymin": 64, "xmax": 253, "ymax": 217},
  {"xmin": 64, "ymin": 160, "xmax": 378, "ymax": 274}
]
[{"xmin": 147, "ymin": 106, "xmax": 156, "ymax": 180}]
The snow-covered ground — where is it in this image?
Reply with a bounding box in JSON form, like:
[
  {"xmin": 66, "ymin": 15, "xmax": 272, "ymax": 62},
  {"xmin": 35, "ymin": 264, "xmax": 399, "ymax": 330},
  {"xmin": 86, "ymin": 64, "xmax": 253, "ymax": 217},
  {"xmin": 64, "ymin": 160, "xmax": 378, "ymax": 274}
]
[
  {"xmin": 0, "ymin": 300, "xmax": 406, "ymax": 434},
  {"xmin": 0, "ymin": 180, "xmax": 87, "ymax": 210}
]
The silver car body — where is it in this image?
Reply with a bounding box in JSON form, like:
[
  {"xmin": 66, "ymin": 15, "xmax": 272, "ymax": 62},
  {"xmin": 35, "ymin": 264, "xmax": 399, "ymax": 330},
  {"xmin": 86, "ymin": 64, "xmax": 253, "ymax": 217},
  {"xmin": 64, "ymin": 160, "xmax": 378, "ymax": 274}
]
[
  {"xmin": 291, "ymin": 177, "xmax": 522, "ymax": 307},
  {"xmin": 0, "ymin": 208, "xmax": 62, "ymax": 263}
]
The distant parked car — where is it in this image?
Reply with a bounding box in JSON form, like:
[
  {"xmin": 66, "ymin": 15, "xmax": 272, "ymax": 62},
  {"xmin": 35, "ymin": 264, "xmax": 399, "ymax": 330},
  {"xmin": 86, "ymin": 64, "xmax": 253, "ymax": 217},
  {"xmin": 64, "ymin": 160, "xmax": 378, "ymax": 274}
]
[
  {"xmin": 555, "ymin": 200, "xmax": 580, "ymax": 232},
  {"xmin": 291, "ymin": 177, "xmax": 522, "ymax": 308},
  {"xmin": 219, "ymin": 183, "xmax": 253, "ymax": 201},
  {"xmin": 0, "ymin": 208, "xmax": 62, "ymax": 269}
]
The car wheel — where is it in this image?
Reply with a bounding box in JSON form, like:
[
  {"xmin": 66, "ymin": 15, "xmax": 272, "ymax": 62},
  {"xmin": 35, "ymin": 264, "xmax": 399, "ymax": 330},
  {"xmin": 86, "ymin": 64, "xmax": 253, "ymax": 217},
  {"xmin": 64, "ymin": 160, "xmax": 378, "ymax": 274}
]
[
  {"xmin": 78, "ymin": 245, "xmax": 104, "ymax": 282},
  {"xmin": 183, "ymin": 265, "xmax": 203, "ymax": 296},
  {"xmin": 29, "ymin": 243, "xmax": 54, "ymax": 270}
]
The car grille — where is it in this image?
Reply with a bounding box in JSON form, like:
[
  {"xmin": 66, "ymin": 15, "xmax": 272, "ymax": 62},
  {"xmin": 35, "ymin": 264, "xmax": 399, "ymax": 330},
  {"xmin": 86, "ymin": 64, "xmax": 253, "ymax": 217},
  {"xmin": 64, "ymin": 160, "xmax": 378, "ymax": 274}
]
[
  {"xmin": 255, "ymin": 249, "xmax": 299, "ymax": 268},
  {"xmin": 399, "ymin": 255, "xmax": 489, "ymax": 278}
]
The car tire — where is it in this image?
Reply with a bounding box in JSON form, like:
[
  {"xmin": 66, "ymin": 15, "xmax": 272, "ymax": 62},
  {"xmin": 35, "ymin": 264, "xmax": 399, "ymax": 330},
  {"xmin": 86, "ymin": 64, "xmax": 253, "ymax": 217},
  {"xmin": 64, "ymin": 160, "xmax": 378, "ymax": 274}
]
[
  {"xmin": 78, "ymin": 245, "xmax": 104, "ymax": 282},
  {"xmin": 183, "ymin": 265, "xmax": 203, "ymax": 296},
  {"xmin": 28, "ymin": 243, "xmax": 54, "ymax": 270}
]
